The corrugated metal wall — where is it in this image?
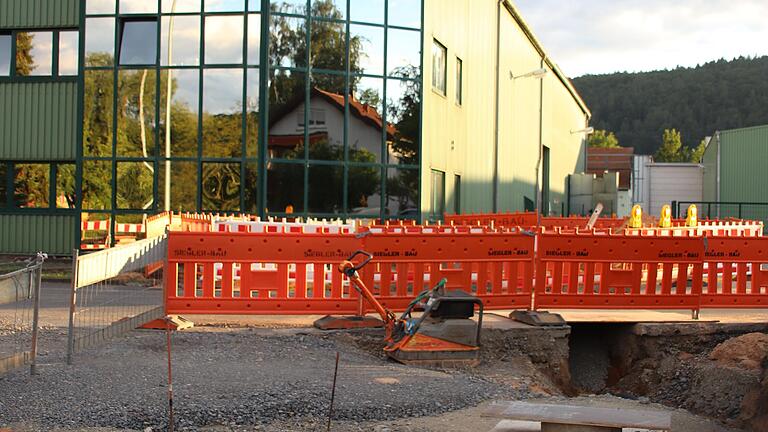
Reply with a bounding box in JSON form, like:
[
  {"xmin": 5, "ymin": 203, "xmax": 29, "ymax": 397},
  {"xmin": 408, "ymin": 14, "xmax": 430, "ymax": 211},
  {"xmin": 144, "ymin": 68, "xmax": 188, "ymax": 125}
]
[
  {"xmin": 0, "ymin": 215, "xmax": 77, "ymax": 255},
  {"xmin": 0, "ymin": 0, "xmax": 79, "ymax": 28},
  {"xmin": 648, "ymin": 164, "xmax": 703, "ymax": 216},
  {"xmin": 720, "ymin": 125, "xmax": 768, "ymax": 202},
  {"xmin": 0, "ymin": 82, "xmax": 78, "ymax": 160}
]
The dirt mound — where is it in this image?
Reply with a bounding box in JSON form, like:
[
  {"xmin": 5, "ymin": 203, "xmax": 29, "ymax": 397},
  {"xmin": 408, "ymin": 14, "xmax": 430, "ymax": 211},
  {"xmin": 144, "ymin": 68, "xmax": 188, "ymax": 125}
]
[{"xmin": 709, "ymin": 333, "xmax": 768, "ymax": 370}]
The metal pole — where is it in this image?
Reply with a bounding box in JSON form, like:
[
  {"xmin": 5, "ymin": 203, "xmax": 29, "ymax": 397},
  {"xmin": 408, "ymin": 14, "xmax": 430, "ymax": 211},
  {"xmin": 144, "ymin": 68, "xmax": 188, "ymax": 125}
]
[
  {"xmin": 491, "ymin": 0, "xmax": 501, "ymax": 213},
  {"xmin": 164, "ymin": 0, "xmax": 178, "ymax": 211},
  {"xmin": 66, "ymin": 249, "xmax": 79, "ymax": 365},
  {"xmin": 326, "ymin": 351, "xmax": 341, "ymax": 432},
  {"xmin": 166, "ymin": 318, "xmax": 175, "ymax": 432},
  {"xmin": 29, "ymin": 253, "xmax": 45, "ymax": 375}
]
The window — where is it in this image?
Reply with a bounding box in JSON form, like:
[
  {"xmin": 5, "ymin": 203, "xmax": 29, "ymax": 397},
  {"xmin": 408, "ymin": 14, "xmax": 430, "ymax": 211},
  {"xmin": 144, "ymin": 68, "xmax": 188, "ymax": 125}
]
[
  {"xmin": 119, "ymin": 19, "xmax": 158, "ymax": 66},
  {"xmin": 59, "ymin": 31, "xmax": 79, "ymax": 75},
  {"xmin": 16, "ymin": 32, "xmax": 53, "ymax": 76},
  {"xmin": 1, "ymin": 29, "xmax": 80, "ymax": 77},
  {"xmin": 431, "ymin": 39, "xmax": 446, "ymax": 95},
  {"xmin": 455, "ymin": 57, "xmax": 463, "ymax": 105},
  {"xmin": 454, "ymin": 174, "xmax": 461, "ymax": 214},
  {"xmin": 430, "ymin": 169, "xmax": 445, "ymax": 221},
  {"xmin": 14, "ymin": 163, "xmax": 50, "ymax": 208},
  {"xmin": 298, "ymin": 108, "xmax": 326, "ymax": 127},
  {"xmin": 0, "ymin": 162, "xmax": 7, "ymax": 205},
  {"xmin": 0, "ymin": 33, "xmax": 12, "ymax": 76}
]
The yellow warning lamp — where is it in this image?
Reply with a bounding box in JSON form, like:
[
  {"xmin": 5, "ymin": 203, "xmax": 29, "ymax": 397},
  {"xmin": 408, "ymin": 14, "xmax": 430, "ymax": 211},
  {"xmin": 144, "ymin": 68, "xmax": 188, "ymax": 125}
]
[
  {"xmin": 659, "ymin": 205, "xmax": 672, "ymax": 228},
  {"xmin": 685, "ymin": 204, "xmax": 698, "ymax": 227},
  {"xmin": 628, "ymin": 204, "xmax": 643, "ymax": 228}
]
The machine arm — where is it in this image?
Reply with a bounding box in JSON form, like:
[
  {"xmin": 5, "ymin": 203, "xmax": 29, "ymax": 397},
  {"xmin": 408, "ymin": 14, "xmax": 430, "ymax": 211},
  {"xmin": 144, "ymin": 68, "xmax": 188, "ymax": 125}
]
[{"xmin": 338, "ymin": 250, "xmax": 397, "ymax": 328}]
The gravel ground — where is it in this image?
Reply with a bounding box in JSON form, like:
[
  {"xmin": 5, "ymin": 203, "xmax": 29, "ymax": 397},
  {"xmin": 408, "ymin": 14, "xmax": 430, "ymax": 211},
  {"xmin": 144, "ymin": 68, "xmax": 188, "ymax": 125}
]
[{"xmin": 0, "ymin": 328, "xmax": 525, "ymax": 431}]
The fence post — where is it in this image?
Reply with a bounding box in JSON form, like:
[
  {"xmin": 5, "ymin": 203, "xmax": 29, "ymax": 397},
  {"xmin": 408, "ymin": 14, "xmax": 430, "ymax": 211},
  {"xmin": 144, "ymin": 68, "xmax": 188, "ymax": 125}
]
[
  {"xmin": 671, "ymin": 201, "xmax": 678, "ymax": 219},
  {"xmin": 66, "ymin": 249, "xmax": 79, "ymax": 365},
  {"xmin": 29, "ymin": 252, "xmax": 46, "ymax": 375}
]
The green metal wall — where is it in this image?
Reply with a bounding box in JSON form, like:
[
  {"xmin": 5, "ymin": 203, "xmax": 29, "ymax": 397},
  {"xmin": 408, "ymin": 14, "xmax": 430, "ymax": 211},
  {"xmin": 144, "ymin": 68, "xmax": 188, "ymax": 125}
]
[
  {"xmin": 701, "ymin": 134, "xmax": 718, "ymax": 202},
  {"xmin": 719, "ymin": 125, "xmax": 768, "ymax": 202},
  {"xmin": 0, "ymin": 82, "xmax": 78, "ymax": 160},
  {"xmin": 0, "ymin": 215, "xmax": 77, "ymax": 255},
  {"xmin": 0, "ymin": 0, "xmax": 79, "ymax": 28}
]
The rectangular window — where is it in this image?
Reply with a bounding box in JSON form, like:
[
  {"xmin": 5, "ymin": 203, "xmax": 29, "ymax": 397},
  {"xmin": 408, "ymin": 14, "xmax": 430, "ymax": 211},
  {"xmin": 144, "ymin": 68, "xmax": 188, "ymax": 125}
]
[
  {"xmin": 55, "ymin": 163, "xmax": 76, "ymax": 209},
  {"xmin": 59, "ymin": 31, "xmax": 79, "ymax": 75},
  {"xmin": 431, "ymin": 39, "xmax": 446, "ymax": 95},
  {"xmin": 14, "ymin": 163, "xmax": 51, "ymax": 208},
  {"xmin": 0, "ymin": 162, "xmax": 7, "ymax": 205},
  {"xmin": 119, "ymin": 19, "xmax": 158, "ymax": 66},
  {"xmin": 455, "ymin": 57, "xmax": 463, "ymax": 105},
  {"xmin": 0, "ymin": 33, "xmax": 11, "ymax": 76},
  {"xmin": 16, "ymin": 32, "xmax": 53, "ymax": 76},
  {"xmin": 453, "ymin": 174, "xmax": 461, "ymax": 214},
  {"xmin": 297, "ymin": 108, "xmax": 326, "ymax": 127},
  {"xmin": 430, "ymin": 169, "xmax": 445, "ymax": 221}
]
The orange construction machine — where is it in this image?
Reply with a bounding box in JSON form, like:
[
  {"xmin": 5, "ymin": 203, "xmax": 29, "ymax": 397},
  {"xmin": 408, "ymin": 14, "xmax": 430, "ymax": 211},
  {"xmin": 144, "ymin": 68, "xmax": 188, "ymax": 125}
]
[{"xmin": 339, "ymin": 251, "xmax": 484, "ymax": 367}]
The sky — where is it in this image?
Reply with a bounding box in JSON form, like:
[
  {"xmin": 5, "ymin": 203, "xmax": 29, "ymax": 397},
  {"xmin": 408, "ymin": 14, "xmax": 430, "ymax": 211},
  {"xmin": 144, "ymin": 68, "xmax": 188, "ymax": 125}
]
[{"xmin": 514, "ymin": 0, "xmax": 768, "ymax": 78}]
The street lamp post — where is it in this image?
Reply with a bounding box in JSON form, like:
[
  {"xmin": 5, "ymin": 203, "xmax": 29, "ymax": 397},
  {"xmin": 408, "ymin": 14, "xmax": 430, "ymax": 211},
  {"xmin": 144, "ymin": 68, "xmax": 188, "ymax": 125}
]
[{"xmin": 164, "ymin": 0, "xmax": 178, "ymax": 211}]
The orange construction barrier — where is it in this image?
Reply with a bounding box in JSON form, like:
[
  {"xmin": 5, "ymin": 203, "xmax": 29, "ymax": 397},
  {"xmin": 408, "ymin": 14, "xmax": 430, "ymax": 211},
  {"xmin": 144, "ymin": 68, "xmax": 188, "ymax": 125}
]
[
  {"xmin": 359, "ymin": 225, "xmax": 535, "ymax": 312},
  {"xmin": 534, "ymin": 229, "xmax": 704, "ymax": 313},
  {"xmin": 163, "ymin": 223, "xmax": 768, "ymax": 317},
  {"xmin": 701, "ymin": 236, "xmax": 768, "ymax": 308},
  {"xmin": 165, "ymin": 229, "xmax": 362, "ymax": 315}
]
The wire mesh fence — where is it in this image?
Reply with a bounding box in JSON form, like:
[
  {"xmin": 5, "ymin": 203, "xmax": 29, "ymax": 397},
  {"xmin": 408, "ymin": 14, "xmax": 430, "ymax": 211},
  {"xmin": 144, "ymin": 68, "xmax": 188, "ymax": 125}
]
[
  {"xmin": 67, "ymin": 237, "xmax": 167, "ymax": 364},
  {"xmin": 0, "ymin": 253, "xmax": 45, "ymax": 375}
]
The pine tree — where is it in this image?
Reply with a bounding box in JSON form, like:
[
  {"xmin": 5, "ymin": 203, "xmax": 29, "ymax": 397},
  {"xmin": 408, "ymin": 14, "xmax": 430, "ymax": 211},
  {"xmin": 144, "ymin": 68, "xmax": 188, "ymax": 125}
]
[
  {"xmin": 655, "ymin": 129, "xmax": 685, "ymax": 162},
  {"xmin": 587, "ymin": 129, "xmax": 620, "ymax": 148}
]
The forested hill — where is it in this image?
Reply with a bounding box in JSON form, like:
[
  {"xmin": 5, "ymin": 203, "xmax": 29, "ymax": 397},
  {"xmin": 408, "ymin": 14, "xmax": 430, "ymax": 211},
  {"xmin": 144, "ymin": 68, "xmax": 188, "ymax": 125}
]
[{"xmin": 571, "ymin": 56, "xmax": 768, "ymax": 155}]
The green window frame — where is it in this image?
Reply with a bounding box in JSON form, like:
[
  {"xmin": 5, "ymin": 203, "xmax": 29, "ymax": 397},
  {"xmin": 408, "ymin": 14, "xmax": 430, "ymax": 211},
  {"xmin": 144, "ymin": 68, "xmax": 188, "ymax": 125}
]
[
  {"xmin": 0, "ymin": 28, "xmax": 79, "ymax": 81},
  {"xmin": 76, "ymin": 0, "xmax": 424, "ymax": 230},
  {"xmin": 0, "ymin": 161, "xmax": 77, "ymax": 213}
]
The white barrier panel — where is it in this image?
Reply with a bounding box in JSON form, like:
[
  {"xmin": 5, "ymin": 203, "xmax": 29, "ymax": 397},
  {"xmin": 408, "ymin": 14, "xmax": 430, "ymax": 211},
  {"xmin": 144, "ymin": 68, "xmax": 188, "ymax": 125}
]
[
  {"xmin": 76, "ymin": 235, "xmax": 167, "ymax": 289},
  {"xmin": 212, "ymin": 217, "xmax": 356, "ymax": 234}
]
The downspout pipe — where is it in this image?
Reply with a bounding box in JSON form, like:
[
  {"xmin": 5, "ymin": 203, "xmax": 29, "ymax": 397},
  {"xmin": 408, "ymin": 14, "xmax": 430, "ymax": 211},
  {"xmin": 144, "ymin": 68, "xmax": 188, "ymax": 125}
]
[
  {"xmin": 492, "ymin": 0, "xmax": 502, "ymax": 212},
  {"xmin": 715, "ymin": 131, "xmax": 721, "ymax": 217}
]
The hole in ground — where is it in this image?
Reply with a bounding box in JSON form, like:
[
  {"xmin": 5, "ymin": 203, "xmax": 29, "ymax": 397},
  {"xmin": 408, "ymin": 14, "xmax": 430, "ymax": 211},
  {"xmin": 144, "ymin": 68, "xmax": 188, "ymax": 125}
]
[{"xmin": 568, "ymin": 323, "xmax": 633, "ymax": 394}]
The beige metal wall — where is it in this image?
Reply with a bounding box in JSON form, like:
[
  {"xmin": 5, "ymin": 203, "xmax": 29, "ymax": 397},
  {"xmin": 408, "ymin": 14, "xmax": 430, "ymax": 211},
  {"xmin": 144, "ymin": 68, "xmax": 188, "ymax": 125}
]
[{"xmin": 421, "ymin": 0, "xmax": 589, "ymax": 218}]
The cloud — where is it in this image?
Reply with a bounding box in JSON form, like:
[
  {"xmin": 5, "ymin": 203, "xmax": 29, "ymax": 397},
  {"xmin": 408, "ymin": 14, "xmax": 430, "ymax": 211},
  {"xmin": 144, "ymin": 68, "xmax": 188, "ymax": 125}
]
[{"xmin": 513, "ymin": 0, "xmax": 768, "ymax": 77}]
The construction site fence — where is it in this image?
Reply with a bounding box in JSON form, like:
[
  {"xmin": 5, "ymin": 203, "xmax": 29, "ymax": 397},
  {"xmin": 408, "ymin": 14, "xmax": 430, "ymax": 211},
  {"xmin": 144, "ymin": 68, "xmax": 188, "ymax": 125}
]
[
  {"xmin": 0, "ymin": 253, "xmax": 45, "ymax": 375},
  {"xmin": 163, "ymin": 225, "xmax": 768, "ymax": 317},
  {"xmin": 673, "ymin": 201, "xmax": 768, "ymax": 234},
  {"xmin": 67, "ymin": 238, "xmax": 167, "ymax": 364},
  {"xmin": 82, "ymin": 211, "xmax": 357, "ymax": 249}
]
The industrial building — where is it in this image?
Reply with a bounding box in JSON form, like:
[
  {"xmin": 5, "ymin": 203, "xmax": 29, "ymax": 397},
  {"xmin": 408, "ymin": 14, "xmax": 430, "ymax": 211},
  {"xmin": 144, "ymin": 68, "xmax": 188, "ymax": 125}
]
[
  {"xmin": 701, "ymin": 124, "xmax": 768, "ymax": 221},
  {"xmin": 0, "ymin": 0, "xmax": 590, "ymax": 254}
]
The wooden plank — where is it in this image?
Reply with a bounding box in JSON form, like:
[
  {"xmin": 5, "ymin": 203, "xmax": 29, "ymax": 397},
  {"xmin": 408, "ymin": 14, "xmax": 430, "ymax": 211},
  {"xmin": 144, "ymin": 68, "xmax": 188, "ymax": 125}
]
[{"xmin": 482, "ymin": 401, "xmax": 671, "ymax": 430}]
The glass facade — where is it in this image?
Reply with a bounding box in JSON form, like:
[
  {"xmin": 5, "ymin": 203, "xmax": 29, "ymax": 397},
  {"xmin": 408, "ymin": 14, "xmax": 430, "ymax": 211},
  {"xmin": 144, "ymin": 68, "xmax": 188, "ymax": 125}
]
[{"xmin": 79, "ymin": 0, "xmax": 423, "ymax": 223}]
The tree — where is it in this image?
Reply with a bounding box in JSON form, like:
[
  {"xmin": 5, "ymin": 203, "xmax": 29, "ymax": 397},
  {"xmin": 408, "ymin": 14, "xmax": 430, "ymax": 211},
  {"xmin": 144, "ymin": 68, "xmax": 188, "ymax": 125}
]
[
  {"xmin": 573, "ymin": 56, "xmax": 768, "ymax": 156},
  {"xmin": 688, "ymin": 139, "xmax": 707, "ymax": 163},
  {"xmin": 587, "ymin": 129, "xmax": 620, "ymax": 148},
  {"xmin": 655, "ymin": 129, "xmax": 685, "ymax": 162},
  {"xmin": 357, "ymin": 88, "xmax": 381, "ymax": 109},
  {"xmin": 15, "ymin": 32, "xmax": 34, "ymax": 76}
]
